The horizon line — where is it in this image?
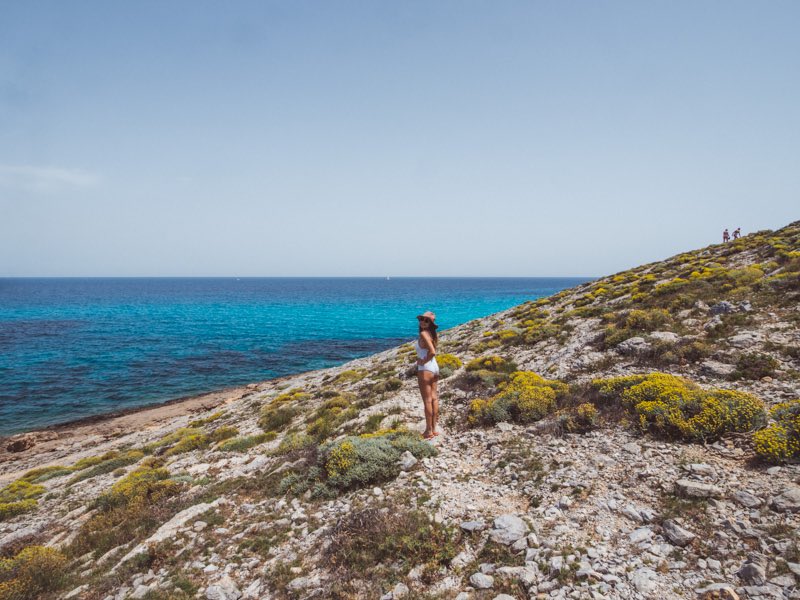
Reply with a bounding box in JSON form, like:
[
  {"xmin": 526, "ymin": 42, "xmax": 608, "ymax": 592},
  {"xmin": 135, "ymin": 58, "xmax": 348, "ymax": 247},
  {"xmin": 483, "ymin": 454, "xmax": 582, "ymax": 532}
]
[{"xmin": 0, "ymin": 275, "xmax": 599, "ymax": 280}]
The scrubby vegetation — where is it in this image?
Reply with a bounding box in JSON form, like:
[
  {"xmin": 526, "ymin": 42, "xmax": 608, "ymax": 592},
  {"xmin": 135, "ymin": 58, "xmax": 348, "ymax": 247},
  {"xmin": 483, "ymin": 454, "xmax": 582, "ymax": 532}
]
[
  {"xmin": 216, "ymin": 432, "xmax": 276, "ymax": 452},
  {"xmin": 732, "ymin": 352, "xmax": 779, "ymax": 380},
  {"xmin": 324, "ymin": 505, "xmax": 461, "ymax": 592},
  {"xmin": 70, "ymin": 459, "xmax": 184, "ymax": 557},
  {"xmin": 0, "ymin": 480, "xmax": 45, "ymax": 523},
  {"xmin": 277, "ymin": 430, "xmax": 436, "ymax": 499},
  {"xmin": 753, "ymin": 399, "xmax": 800, "ymax": 462},
  {"xmin": 601, "ymin": 308, "xmax": 673, "ymax": 348},
  {"xmin": 590, "ymin": 373, "xmax": 766, "ymax": 441},
  {"xmin": 435, "ymin": 353, "xmax": 463, "ymax": 378},
  {"xmin": 0, "ymin": 546, "xmax": 68, "ymax": 600},
  {"xmin": 468, "ymin": 371, "xmax": 567, "ymax": 426},
  {"xmin": 305, "ymin": 394, "xmax": 359, "ymax": 440},
  {"xmin": 258, "ymin": 388, "xmax": 310, "ymax": 433}
]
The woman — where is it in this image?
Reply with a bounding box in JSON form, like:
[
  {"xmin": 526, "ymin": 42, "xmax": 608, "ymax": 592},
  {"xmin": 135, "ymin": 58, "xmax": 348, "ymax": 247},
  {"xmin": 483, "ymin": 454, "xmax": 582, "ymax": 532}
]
[{"xmin": 415, "ymin": 310, "xmax": 440, "ymax": 439}]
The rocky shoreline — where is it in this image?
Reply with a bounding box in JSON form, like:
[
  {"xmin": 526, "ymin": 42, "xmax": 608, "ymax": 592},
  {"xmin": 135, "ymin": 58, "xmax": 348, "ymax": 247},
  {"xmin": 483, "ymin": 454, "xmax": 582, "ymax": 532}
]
[{"xmin": 0, "ymin": 222, "xmax": 798, "ymax": 600}]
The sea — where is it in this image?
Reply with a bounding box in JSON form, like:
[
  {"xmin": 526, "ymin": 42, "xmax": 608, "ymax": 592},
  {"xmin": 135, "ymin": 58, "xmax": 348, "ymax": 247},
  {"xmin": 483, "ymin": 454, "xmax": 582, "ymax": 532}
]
[{"xmin": 0, "ymin": 277, "xmax": 591, "ymax": 435}]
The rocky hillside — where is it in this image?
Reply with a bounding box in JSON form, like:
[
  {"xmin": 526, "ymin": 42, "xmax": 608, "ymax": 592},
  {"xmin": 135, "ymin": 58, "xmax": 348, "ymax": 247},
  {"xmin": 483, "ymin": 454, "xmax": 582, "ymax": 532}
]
[{"xmin": 1, "ymin": 221, "xmax": 799, "ymax": 600}]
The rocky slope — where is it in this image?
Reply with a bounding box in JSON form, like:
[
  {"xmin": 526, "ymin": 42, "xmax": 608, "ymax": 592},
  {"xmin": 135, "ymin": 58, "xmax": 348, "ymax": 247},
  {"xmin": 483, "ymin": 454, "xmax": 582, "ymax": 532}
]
[{"xmin": 1, "ymin": 221, "xmax": 799, "ymax": 600}]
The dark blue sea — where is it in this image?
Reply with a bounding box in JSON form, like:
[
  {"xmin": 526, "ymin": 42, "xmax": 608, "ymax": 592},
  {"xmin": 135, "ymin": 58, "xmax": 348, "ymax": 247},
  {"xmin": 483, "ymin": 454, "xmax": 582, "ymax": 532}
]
[{"xmin": 0, "ymin": 277, "xmax": 590, "ymax": 435}]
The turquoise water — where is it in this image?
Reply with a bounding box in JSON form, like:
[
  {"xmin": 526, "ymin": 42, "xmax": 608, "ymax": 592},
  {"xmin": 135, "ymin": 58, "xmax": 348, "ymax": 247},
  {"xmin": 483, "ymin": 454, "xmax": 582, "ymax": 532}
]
[{"xmin": 0, "ymin": 277, "xmax": 590, "ymax": 434}]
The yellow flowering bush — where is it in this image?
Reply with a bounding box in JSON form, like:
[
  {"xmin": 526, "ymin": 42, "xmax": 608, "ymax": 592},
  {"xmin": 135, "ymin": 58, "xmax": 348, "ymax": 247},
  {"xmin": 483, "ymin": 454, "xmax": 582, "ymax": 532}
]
[
  {"xmin": 0, "ymin": 480, "xmax": 45, "ymax": 523},
  {"xmin": 96, "ymin": 461, "xmax": 179, "ymax": 511},
  {"xmin": 0, "ymin": 546, "xmax": 68, "ymax": 600},
  {"xmin": 334, "ymin": 369, "xmax": 368, "ymax": 384},
  {"xmin": 325, "ymin": 440, "xmax": 356, "ymax": 479},
  {"xmin": 590, "ymin": 373, "xmax": 766, "ymax": 441},
  {"xmin": 468, "ymin": 371, "xmax": 564, "ymax": 426},
  {"xmin": 465, "ymin": 355, "xmax": 517, "ymax": 373},
  {"xmin": 72, "ymin": 459, "xmax": 183, "ymax": 557},
  {"xmin": 436, "ymin": 353, "xmax": 463, "ymax": 371},
  {"xmin": 753, "ymin": 400, "xmax": 800, "ymax": 462},
  {"xmin": 558, "ymin": 402, "xmax": 599, "ymax": 433}
]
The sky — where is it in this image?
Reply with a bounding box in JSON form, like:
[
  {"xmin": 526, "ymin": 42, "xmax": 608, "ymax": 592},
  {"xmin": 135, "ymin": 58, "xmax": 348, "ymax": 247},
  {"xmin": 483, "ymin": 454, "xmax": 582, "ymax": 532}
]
[{"xmin": 1, "ymin": 1, "xmax": 798, "ymax": 277}]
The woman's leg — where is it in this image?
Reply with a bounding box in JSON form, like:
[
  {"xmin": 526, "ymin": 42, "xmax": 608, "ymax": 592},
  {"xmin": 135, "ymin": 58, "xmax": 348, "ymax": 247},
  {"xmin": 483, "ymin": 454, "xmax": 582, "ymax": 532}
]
[
  {"xmin": 431, "ymin": 375, "xmax": 440, "ymax": 433},
  {"xmin": 417, "ymin": 370, "xmax": 433, "ymax": 435}
]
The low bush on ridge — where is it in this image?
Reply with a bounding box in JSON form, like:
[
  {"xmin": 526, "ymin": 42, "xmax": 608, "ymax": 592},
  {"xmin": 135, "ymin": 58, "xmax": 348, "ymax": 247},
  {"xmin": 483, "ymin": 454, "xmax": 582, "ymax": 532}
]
[
  {"xmin": 325, "ymin": 505, "xmax": 461, "ymax": 589},
  {"xmin": 278, "ymin": 430, "xmax": 436, "ymax": 498},
  {"xmin": 590, "ymin": 373, "xmax": 766, "ymax": 442},
  {"xmin": 0, "ymin": 480, "xmax": 45, "ymax": 523},
  {"xmin": 468, "ymin": 371, "xmax": 567, "ymax": 426},
  {"xmin": 753, "ymin": 400, "xmax": 800, "ymax": 463},
  {"xmin": 0, "ymin": 546, "xmax": 68, "ymax": 600}
]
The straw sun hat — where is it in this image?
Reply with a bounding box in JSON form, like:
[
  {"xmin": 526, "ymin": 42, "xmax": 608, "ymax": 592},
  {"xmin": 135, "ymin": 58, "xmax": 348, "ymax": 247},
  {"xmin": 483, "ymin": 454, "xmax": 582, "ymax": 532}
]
[{"xmin": 416, "ymin": 311, "xmax": 438, "ymax": 328}]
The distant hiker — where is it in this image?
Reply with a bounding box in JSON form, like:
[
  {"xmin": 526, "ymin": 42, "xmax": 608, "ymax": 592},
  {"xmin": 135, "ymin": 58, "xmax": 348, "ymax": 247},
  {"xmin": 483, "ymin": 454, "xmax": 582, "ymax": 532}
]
[
  {"xmin": 733, "ymin": 227, "xmax": 741, "ymax": 240},
  {"xmin": 723, "ymin": 229, "xmax": 730, "ymax": 243},
  {"xmin": 415, "ymin": 311, "xmax": 440, "ymax": 439}
]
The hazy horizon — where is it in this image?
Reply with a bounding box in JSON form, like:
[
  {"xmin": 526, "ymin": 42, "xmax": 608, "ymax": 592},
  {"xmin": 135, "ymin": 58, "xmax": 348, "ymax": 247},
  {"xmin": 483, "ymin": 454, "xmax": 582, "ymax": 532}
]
[{"xmin": 2, "ymin": 2, "xmax": 798, "ymax": 277}]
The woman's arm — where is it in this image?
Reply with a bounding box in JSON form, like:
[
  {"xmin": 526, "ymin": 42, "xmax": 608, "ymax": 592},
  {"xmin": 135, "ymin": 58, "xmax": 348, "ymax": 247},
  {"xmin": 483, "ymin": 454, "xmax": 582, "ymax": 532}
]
[{"xmin": 416, "ymin": 331, "xmax": 436, "ymax": 364}]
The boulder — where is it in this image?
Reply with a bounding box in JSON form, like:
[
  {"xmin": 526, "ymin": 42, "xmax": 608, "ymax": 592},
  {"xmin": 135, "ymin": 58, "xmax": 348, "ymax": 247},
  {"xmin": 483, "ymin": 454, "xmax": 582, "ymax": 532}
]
[
  {"xmin": 488, "ymin": 514, "xmax": 529, "ymax": 545},
  {"xmin": 206, "ymin": 576, "xmax": 242, "ymax": 600},
  {"xmin": 398, "ymin": 451, "xmax": 418, "ymax": 470},
  {"xmin": 469, "ymin": 572, "xmax": 494, "ymax": 589},
  {"xmin": 700, "ymin": 360, "xmax": 736, "ymax": 378},
  {"xmin": 649, "ymin": 331, "xmax": 680, "ymax": 344},
  {"xmin": 710, "ymin": 301, "xmax": 735, "ymax": 315},
  {"xmin": 629, "ymin": 567, "xmax": 657, "ymax": 594},
  {"xmin": 737, "ymin": 561, "xmax": 766, "ymax": 585},
  {"xmin": 770, "ymin": 486, "xmax": 800, "ymax": 513},
  {"xmin": 675, "ymin": 479, "xmax": 723, "ymax": 499},
  {"xmin": 662, "ymin": 520, "xmax": 695, "ymax": 547},
  {"xmin": 731, "ymin": 490, "xmax": 762, "ymax": 508},
  {"xmin": 728, "ymin": 331, "xmax": 763, "ymax": 348},
  {"xmin": 616, "ymin": 336, "xmax": 651, "ymax": 356}
]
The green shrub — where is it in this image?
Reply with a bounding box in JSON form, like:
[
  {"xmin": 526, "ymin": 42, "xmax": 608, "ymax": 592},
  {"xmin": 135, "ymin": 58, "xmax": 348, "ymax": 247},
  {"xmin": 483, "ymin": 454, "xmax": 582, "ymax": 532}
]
[
  {"xmin": 68, "ymin": 449, "xmax": 146, "ymax": 484},
  {"xmin": 321, "ymin": 431, "xmax": 436, "ymax": 491},
  {"xmin": 334, "ymin": 369, "xmax": 368, "ymax": 384},
  {"xmin": 259, "ymin": 405, "xmax": 300, "ymax": 433},
  {"xmin": 19, "ymin": 465, "xmax": 73, "ymax": 484},
  {"xmin": 559, "ymin": 403, "xmax": 599, "ymax": 433},
  {"xmin": 325, "ymin": 507, "xmax": 460, "ymax": 579},
  {"xmin": 209, "ymin": 426, "xmax": 239, "ymax": 443},
  {"xmin": 188, "ymin": 410, "xmax": 225, "ymax": 427},
  {"xmin": 753, "ymin": 400, "xmax": 800, "ymax": 463},
  {"xmin": 305, "ymin": 395, "xmax": 359, "ymax": 441},
  {"xmin": 72, "ymin": 460, "xmax": 182, "ymax": 557},
  {"xmin": 0, "ymin": 546, "xmax": 68, "ymax": 600},
  {"xmin": 271, "ymin": 432, "xmax": 315, "ymax": 456},
  {"xmin": 372, "ymin": 377, "xmax": 402, "ymax": 394},
  {"xmin": 732, "ymin": 353, "xmax": 779, "ymax": 380},
  {"xmin": 216, "ymin": 432, "xmax": 276, "ymax": 452}
]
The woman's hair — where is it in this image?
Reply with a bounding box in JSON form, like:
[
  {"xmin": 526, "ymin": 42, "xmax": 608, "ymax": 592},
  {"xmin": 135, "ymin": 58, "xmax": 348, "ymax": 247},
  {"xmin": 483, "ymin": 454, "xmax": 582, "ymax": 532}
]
[{"xmin": 420, "ymin": 321, "xmax": 438, "ymax": 349}]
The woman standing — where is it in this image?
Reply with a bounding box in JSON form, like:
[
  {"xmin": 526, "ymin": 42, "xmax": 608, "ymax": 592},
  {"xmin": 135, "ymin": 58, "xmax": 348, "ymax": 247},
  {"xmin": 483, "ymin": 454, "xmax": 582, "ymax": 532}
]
[{"xmin": 415, "ymin": 311, "xmax": 440, "ymax": 439}]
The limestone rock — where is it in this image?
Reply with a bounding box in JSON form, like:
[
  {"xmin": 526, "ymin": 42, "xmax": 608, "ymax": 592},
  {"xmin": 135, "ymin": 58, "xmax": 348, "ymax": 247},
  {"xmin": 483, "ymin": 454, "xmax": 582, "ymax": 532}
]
[
  {"xmin": 205, "ymin": 576, "xmax": 242, "ymax": 600},
  {"xmin": 616, "ymin": 336, "xmax": 651, "ymax": 356},
  {"xmin": 771, "ymin": 486, "xmax": 800, "ymax": 512},
  {"xmin": 488, "ymin": 514, "xmax": 528, "ymax": 545},
  {"xmin": 731, "ymin": 490, "xmax": 762, "ymax": 508},
  {"xmin": 662, "ymin": 519, "xmax": 695, "ymax": 547},
  {"xmin": 469, "ymin": 572, "xmax": 494, "ymax": 589},
  {"xmin": 700, "ymin": 360, "xmax": 736, "ymax": 377},
  {"xmin": 399, "ymin": 451, "xmax": 418, "ymax": 470},
  {"xmin": 675, "ymin": 479, "xmax": 723, "ymax": 499}
]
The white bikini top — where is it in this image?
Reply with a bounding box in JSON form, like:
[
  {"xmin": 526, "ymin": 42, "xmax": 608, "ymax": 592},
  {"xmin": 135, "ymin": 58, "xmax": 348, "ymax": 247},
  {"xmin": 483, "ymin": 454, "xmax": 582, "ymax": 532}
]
[{"xmin": 414, "ymin": 338, "xmax": 433, "ymax": 360}]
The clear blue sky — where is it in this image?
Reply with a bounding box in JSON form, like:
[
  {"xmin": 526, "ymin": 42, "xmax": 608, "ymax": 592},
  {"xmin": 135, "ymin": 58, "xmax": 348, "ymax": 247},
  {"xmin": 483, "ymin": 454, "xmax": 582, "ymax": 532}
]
[{"xmin": 1, "ymin": 1, "xmax": 798, "ymax": 277}]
